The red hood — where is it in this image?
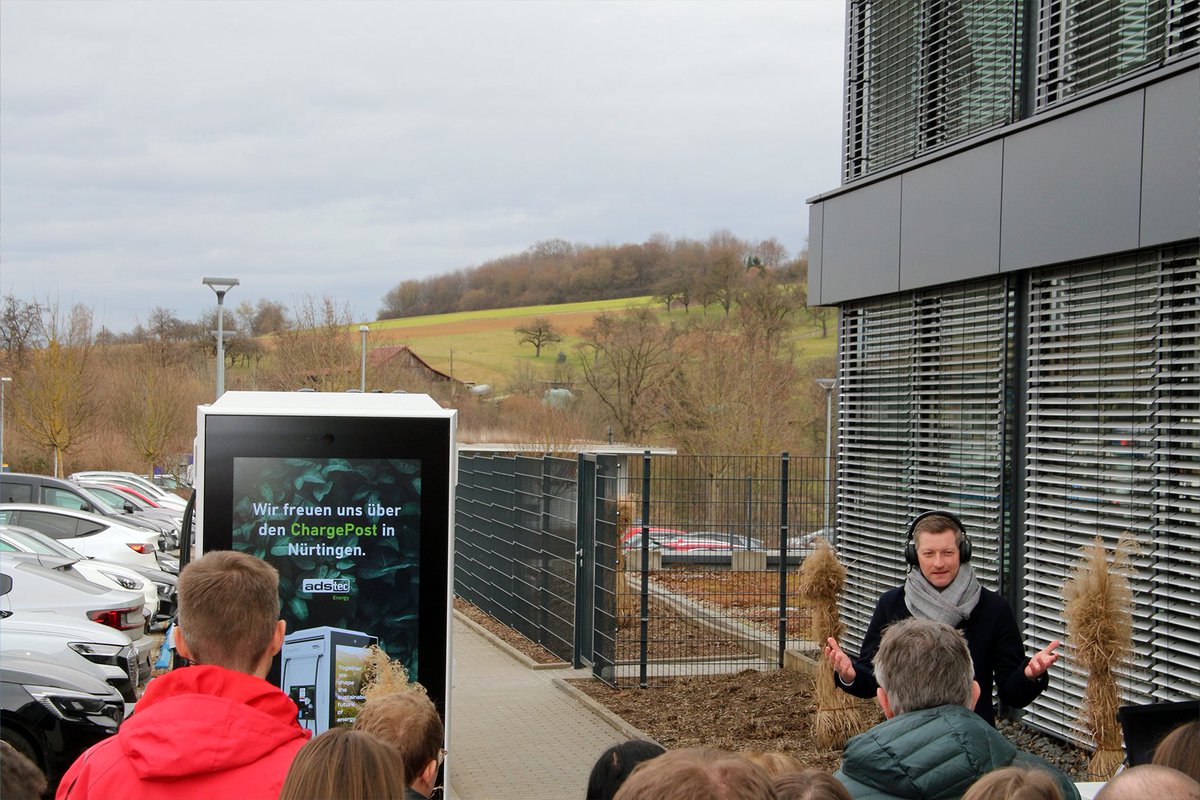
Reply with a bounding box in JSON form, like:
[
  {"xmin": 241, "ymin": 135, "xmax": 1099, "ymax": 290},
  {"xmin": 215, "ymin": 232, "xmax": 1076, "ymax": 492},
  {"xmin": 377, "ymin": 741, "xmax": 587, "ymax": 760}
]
[{"xmin": 120, "ymin": 665, "xmax": 311, "ymax": 781}]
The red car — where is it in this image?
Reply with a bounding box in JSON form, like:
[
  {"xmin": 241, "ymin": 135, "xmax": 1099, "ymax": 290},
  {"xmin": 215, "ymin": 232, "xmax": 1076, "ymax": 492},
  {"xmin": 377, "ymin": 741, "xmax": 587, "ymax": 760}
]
[{"xmin": 620, "ymin": 527, "xmax": 729, "ymax": 552}]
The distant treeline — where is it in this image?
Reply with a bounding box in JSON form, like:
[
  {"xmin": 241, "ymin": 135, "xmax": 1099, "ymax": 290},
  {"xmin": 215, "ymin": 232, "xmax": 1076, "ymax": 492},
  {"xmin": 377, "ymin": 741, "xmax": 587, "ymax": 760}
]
[{"xmin": 377, "ymin": 231, "xmax": 807, "ymax": 320}]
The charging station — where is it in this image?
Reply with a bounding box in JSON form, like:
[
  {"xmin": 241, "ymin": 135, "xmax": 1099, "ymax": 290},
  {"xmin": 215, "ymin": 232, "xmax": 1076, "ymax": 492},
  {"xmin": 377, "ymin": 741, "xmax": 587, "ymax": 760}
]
[{"xmin": 193, "ymin": 391, "xmax": 455, "ymax": 740}]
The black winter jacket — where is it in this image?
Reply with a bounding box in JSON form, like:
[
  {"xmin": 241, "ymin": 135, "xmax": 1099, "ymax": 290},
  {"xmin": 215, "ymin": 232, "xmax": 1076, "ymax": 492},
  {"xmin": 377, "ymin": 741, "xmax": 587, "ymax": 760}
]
[{"xmin": 834, "ymin": 585, "xmax": 1048, "ymax": 725}]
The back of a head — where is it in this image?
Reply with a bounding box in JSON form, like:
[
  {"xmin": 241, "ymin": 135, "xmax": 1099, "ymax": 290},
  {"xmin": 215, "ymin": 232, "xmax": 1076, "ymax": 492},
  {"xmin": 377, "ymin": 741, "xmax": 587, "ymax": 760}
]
[
  {"xmin": 1095, "ymin": 764, "xmax": 1200, "ymax": 800},
  {"xmin": 741, "ymin": 751, "xmax": 806, "ymax": 779},
  {"xmin": 773, "ymin": 768, "xmax": 853, "ymax": 800},
  {"xmin": 873, "ymin": 618, "xmax": 974, "ymax": 715},
  {"xmin": 279, "ymin": 727, "xmax": 407, "ymax": 800},
  {"xmin": 613, "ymin": 747, "xmax": 778, "ymax": 800},
  {"xmin": 586, "ymin": 739, "xmax": 667, "ymax": 800},
  {"xmin": 353, "ymin": 690, "xmax": 443, "ymax": 787},
  {"xmin": 962, "ymin": 767, "xmax": 1064, "ymax": 800},
  {"xmin": 0, "ymin": 740, "xmax": 47, "ymax": 800},
  {"xmin": 1153, "ymin": 720, "xmax": 1200, "ymax": 782},
  {"xmin": 177, "ymin": 550, "xmax": 280, "ymax": 672}
]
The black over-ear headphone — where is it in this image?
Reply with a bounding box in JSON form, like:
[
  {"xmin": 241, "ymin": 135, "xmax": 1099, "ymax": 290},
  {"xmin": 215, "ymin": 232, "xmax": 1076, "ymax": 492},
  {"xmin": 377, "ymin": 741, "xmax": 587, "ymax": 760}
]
[{"xmin": 903, "ymin": 510, "xmax": 971, "ymax": 566}]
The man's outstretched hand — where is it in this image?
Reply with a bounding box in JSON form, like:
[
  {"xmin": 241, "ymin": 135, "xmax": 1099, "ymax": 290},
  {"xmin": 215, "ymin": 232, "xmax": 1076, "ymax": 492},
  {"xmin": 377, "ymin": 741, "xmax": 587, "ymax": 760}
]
[
  {"xmin": 1024, "ymin": 639, "xmax": 1061, "ymax": 680},
  {"xmin": 824, "ymin": 637, "xmax": 856, "ymax": 684}
]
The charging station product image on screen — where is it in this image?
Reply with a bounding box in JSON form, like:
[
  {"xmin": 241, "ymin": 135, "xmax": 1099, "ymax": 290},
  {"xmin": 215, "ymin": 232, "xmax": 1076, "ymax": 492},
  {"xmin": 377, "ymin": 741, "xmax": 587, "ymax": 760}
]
[{"xmin": 232, "ymin": 456, "xmax": 421, "ymax": 678}]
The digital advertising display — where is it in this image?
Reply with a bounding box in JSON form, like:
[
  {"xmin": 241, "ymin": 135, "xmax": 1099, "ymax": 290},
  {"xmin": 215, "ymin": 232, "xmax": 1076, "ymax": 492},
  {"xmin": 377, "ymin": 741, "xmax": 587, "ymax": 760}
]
[
  {"xmin": 232, "ymin": 456, "xmax": 422, "ymax": 677},
  {"xmin": 196, "ymin": 392, "xmax": 455, "ymax": 730}
]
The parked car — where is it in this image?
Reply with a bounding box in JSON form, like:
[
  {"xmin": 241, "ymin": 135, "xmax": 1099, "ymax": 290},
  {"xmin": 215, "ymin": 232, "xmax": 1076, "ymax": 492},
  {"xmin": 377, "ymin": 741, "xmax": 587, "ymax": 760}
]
[
  {"xmin": 785, "ymin": 528, "xmax": 834, "ymax": 554},
  {"xmin": 0, "ymin": 525, "xmax": 159, "ymax": 625},
  {"xmin": 1, "ymin": 610, "xmax": 143, "ymax": 708},
  {"xmin": 0, "ymin": 504, "xmax": 159, "ymax": 569},
  {"xmin": 68, "ymin": 472, "xmax": 188, "ymax": 513},
  {"xmin": 76, "ymin": 484, "xmax": 181, "ymax": 548},
  {"xmin": 0, "ymin": 552, "xmax": 153, "ymax": 672},
  {"xmin": 620, "ymin": 526, "xmax": 690, "ymax": 550},
  {"xmin": 0, "ymin": 654, "xmax": 124, "ymax": 790},
  {"xmin": 0, "ymin": 472, "xmax": 178, "ymax": 545}
]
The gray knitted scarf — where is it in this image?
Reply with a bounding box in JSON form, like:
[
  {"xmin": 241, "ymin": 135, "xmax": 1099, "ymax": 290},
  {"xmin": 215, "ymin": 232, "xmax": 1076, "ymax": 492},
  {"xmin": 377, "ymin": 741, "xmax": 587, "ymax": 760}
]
[{"xmin": 904, "ymin": 564, "xmax": 982, "ymax": 626}]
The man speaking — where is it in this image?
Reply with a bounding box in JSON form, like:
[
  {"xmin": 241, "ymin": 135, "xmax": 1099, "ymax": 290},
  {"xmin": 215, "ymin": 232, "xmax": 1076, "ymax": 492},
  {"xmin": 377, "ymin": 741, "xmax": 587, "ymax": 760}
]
[{"xmin": 823, "ymin": 511, "xmax": 1060, "ymax": 725}]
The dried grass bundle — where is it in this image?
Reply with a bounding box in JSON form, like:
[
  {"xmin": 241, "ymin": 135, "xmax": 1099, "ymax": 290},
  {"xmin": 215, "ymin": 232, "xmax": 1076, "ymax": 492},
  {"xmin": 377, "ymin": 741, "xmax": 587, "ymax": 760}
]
[
  {"xmin": 361, "ymin": 644, "xmax": 418, "ymax": 700},
  {"xmin": 797, "ymin": 538, "xmax": 864, "ymax": 747},
  {"xmin": 1062, "ymin": 534, "xmax": 1135, "ymax": 780}
]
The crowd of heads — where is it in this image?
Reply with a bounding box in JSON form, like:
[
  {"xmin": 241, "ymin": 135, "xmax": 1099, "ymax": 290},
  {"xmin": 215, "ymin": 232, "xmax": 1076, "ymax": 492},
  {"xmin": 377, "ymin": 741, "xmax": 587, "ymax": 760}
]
[{"xmin": 18, "ymin": 550, "xmax": 1198, "ymax": 800}]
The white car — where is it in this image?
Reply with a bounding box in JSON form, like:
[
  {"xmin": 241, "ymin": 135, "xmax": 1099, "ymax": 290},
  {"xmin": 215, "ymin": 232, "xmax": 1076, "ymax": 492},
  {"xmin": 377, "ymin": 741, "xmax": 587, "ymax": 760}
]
[
  {"xmin": 0, "ymin": 525, "xmax": 159, "ymax": 623},
  {"xmin": 0, "ymin": 552, "xmax": 154, "ymax": 669},
  {"xmin": 69, "ymin": 472, "xmax": 188, "ymax": 512},
  {"xmin": 1, "ymin": 611, "xmax": 144, "ymax": 715},
  {"xmin": 0, "ymin": 504, "xmax": 159, "ymax": 569}
]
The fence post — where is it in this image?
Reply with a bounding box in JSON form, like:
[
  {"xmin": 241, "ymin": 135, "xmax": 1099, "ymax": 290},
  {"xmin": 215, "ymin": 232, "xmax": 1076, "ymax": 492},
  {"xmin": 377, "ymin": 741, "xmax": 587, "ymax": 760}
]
[
  {"xmin": 777, "ymin": 451, "xmax": 790, "ymax": 668},
  {"xmin": 640, "ymin": 450, "xmax": 651, "ymax": 689}
]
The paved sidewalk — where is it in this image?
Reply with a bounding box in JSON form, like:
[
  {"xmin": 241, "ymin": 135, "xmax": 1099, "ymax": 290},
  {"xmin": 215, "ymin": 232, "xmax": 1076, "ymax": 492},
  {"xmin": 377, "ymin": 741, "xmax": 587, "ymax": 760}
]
[{"xmin": 445, "ymin": 615, "xmax": 636, "ymax": 800}]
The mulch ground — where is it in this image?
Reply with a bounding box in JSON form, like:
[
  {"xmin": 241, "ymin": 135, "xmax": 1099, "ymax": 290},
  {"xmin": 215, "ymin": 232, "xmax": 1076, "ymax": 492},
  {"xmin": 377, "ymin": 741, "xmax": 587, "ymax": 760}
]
[{"xmin": 454, "ymin": 594, "xmax": 1093, "ymax": 781}]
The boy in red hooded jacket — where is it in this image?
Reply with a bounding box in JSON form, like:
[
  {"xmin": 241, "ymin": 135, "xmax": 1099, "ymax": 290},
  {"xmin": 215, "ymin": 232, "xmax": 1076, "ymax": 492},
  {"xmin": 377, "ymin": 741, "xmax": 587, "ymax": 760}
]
[{"xmin": 57, "ymin": 550, "xmax": 311, "ymax": 800}]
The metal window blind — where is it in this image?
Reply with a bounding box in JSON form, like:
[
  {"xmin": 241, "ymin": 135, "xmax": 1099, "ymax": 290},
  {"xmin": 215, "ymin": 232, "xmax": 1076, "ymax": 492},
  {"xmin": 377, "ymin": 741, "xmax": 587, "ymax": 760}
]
[
  {"xmin": 1035, "ymin": 0, "xmax": 1195, "ymax": 109},
  {"xmin": 844, "ymin": 0, "xmax": 1021, "ymax": 182},
  {"xmin": 837, "ymin": 279, "xmax": 1013, "ymax": 653},
  {"xmin": 1023, "ymin": 243, "xmax": 1200, "ymax": 743}
]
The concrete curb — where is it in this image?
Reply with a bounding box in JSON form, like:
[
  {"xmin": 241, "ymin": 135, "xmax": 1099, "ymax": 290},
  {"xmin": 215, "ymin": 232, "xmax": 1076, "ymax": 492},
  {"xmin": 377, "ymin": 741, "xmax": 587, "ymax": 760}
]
[
  {"xmin": 550, "ymin": 677, "xmax": 661, "ymax": 746},
  {"xmin": 452, "ymin": 609, "xmax": 570, "ymax": 671}
]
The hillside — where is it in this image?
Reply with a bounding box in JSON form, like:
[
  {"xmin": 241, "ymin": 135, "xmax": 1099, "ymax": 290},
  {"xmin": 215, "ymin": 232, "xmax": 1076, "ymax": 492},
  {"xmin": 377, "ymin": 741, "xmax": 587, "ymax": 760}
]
[{"xmin": 359, "ymin": 296, "xmax": 836, "ymax": 389}]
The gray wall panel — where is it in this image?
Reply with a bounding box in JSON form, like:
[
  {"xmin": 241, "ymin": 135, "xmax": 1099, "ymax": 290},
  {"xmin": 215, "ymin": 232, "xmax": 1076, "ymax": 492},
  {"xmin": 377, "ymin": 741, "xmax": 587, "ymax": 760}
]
[
  {"xmin": 820, "ymin": 177, "xmax": 901, "ymax": 304},
  {"xmin": 899, "ymin": 142, "xmax": 1004, "ymax": 290},
  {"xmin": 808, "ymin": 203, "xmax": 824, "ymax": 305},
  {"xmin": 1141, "ymin": 71, "xmax": 1200, "ymax": 247},
  {"xmin": 1000, "ymin": 92, "xmax": 1144, "ymax": 271}
]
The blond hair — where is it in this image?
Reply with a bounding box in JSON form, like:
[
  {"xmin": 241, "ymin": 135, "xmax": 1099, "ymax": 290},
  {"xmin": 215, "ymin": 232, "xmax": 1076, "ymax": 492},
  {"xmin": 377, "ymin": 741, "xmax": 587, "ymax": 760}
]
[
  {"xmin": 176, "ymin": 550, "xmax": 280, "ymax": 672},
  {"xmin": 353, "ymin": 690, "xmax": 443, "ymax": 787},
  {"xmin": 279, "ymin": 728, "xmax": 406, "ymax": 800},
  {"xmin": 962, "ymin": 767, "xmax": 1064, "ymax": 800},
  {"xmin": 614, "ymin": 748, "xmax": 778, "ymax": 800}
]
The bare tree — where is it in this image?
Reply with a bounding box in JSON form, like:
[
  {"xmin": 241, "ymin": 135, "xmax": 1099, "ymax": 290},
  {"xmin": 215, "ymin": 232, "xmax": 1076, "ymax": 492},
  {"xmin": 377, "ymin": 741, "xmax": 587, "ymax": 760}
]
[
  {"xmin": 10, "ymin": 303, "xmax": 98, "ymax": 475},
  {"xmin": 736, "ymin": 271, "xmax": 801, "ymax": 351},
  {"xmin": 807, "ymin": 306, "xmax": 836, "ymax": 338},
  {"xmin": 514, "ymin": 318, "xmax": 563, "ymax": 358},
  {"xmin": 265, "ymin": 295, "xmax": 357, "ymax": 391},
  {"xmin": 663, "ymin": 319, "xmax": 805, "ymax": 456},
  {"xmin": 112, "ymin": 361, "xmax": 198, "ymax": 476},
  {"xmin": 576, "ymin": 308, "xmax": 677, "ymax": 441},
  {"xmin": 0, "ymin": 295, "xmax": 44, "ymax": 368}
]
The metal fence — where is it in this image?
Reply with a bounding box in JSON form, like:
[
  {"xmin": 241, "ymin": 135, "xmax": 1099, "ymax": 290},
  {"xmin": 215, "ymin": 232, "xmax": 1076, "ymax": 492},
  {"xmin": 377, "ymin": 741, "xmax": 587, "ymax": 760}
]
[
  {"xmin": 454, "ymin": 451, "xmax": 832, "ymax": 687},
  {"xmin": 454, "ymin": 453, "xmax": 579, "ymax": 663}
]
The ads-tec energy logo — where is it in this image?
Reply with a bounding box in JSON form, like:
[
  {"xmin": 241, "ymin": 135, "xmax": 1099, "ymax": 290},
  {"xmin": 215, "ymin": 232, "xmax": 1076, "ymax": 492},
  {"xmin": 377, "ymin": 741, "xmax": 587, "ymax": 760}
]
[{"xmin": 301, "ymin": 578, "xmax": 353, "ymax": 596}]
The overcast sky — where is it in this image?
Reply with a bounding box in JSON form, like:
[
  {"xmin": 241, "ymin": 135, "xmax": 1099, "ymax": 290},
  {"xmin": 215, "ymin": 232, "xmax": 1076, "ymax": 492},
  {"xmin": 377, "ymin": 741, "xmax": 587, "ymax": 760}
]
[{"xmin": 1, "ymin": 1, "xmax": 846, "ymax": 333}]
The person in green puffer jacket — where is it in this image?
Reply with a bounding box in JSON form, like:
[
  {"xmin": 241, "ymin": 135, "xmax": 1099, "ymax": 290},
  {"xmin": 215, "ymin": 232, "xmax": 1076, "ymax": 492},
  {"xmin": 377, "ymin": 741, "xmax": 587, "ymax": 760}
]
[{"xmin": 834, "ymin": 619, "xmax": 1079, "ymax": 800}]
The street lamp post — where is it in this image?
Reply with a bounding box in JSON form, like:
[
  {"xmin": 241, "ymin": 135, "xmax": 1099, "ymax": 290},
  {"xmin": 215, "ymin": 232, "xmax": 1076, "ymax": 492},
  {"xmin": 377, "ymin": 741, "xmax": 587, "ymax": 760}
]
[
  {"xmin": 816, "ymin": 378, "xmax": 837, "ymax": 545},
  {"xmin": 359, "ymin": 325, "xmax": 369, "ymax": 392},
  {"xmin": 202, "ymin": 277, "xmax": 240, "ymax": 400},
  {"xmin": 0, "ymin": 376, "xmax": 11, "ymax": 472}
]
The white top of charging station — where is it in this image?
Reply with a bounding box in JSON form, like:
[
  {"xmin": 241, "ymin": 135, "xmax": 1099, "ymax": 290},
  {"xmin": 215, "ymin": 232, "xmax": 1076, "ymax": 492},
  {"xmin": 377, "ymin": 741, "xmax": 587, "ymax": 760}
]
[{"xmin": 202, "ymin": 390, "xmax": 454, "ymax": 419}]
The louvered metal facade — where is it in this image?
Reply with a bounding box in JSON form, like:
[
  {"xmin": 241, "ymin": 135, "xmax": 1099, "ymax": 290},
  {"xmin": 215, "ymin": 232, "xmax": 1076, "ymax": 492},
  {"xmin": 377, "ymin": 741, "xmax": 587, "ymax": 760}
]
[
  {"xmin": 817, "ymin": 0, "xmax": 1198, "ymax": 744},
  {"xmin": 1022, "ymin": 243, "xmax": 1200, "ymax": 739},
  {"xmin": 837, "ymin": 279, "xmax": 1014, "ymax": 653},
  {"xmin": 834, "ymin": 247, "xmax": 1200, "ymax": 743},
  {"xmin": 845, "ymin": 0, "xmax": 1199, "ymax": 182}
]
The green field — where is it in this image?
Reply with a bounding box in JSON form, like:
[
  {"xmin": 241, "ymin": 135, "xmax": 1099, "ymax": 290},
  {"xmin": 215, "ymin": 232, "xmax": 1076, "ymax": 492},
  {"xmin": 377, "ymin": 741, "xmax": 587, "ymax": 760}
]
[{"xmin": 359, "ymin": 296, "xmax": 836, "ymax": 389}]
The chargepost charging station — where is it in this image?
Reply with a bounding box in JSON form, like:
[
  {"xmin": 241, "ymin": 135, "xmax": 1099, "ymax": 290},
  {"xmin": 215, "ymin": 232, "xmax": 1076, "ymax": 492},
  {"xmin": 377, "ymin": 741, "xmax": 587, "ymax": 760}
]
[{"xmin": 193, "ymin": 391, "xmax": 455, "ymax": 761}]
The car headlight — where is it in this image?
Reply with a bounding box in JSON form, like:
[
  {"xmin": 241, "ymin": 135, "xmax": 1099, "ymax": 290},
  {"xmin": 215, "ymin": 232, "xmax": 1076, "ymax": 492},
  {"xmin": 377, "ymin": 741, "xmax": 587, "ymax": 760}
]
[
  {"xmin": 69, "ymin": 642, "xmax": 139, "ymax": 686},
  {"xmin": 27, "ymin": 685, "xmax": 122, "ymax": 725},
  {"xmin": 98, "ymin": 570, "xmax": 143, "ymax": 591}
]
